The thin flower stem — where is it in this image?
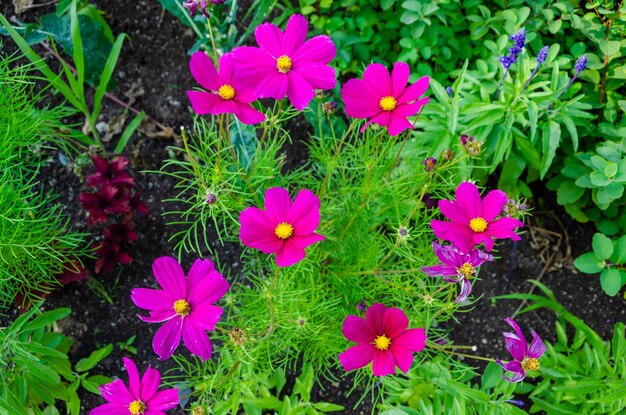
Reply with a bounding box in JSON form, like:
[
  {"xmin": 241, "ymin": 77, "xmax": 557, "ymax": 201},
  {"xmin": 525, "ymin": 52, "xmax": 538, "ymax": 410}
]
[
  {"xmin": 205, "ymin": 14, "xmax": 220, "ymax": 64},
  {"xmin": 428, "ymin": 341, "xmax": 495, "ymax": 362},
  {"xmin": 259, "ymin": 267, "xmax": 280, "ymax": 341},
  {"xmin": 181, "ymin": 127, "xmax": 209, "ymax": 192},
  {"xmin": 319, "ymin": 121, "xmax": 356, "ymax": 197}
]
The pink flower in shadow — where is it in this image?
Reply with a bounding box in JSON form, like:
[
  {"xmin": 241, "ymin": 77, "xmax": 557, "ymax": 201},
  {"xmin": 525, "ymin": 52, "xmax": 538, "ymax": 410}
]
[
  {"xmin": 131, "ymin": 257, "xmax": 230, "ymax": 361},
  {"xmin": 338, "ymin": 303, "xmax": 426, "ymax": 376},
  {"xmin": 342, "ymin": 62, "xmax": 430, "ymax": 136},
  {"xmin": 90, "ymin": 357, "xmax": 179, "ymax": 415},
  {"xmin": 496, "ymin": 318, "xmax": 546, "ymax": 383},
  {"xmin": 239, "ymin": 187, "xmax": 324, "ymax": 267},
  {"xmin": 231, "ymin": 14, "xmax": 336, "ymax": 110},
  {"xmin": 430, "ymin": 182, "xmax": 524, "ymax": 253}
]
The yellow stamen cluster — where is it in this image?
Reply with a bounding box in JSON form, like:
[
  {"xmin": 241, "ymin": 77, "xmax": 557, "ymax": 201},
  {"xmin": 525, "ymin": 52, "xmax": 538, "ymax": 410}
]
[
  {"xmin": 457, "ymin": 262, "xmax": 475, "ymax": 278},
  {"xmin": 274, "ymin": 222, "xmax": 294, "ymax": 239},
  {"xmin": 276, "ymin": 55, "xmax": 292, "ymax": 73},
  {"xmin": 173, "ymin": 299, "xmax": 191, "ymax": 316},
  {"xmin": 129, "ymin": 400, "xmax": 146, "ymax": 415},
  {"xmin": 521, "ymin": 357, "xmax": 540, "ymax": 371},
  {"xmin": 469, "ymin": 217, "xmax": 488, "ymax": 233},
  {"xmin": 218, "ymin": 84, "xmax": 235, "ymax": 100},
  {"xmin": 379, "ymin": 96, "xmax": 397, "ymax": 111},
  {"xmin": 374, "ymin": 334, "xmax": 392, "ymax": 351}
]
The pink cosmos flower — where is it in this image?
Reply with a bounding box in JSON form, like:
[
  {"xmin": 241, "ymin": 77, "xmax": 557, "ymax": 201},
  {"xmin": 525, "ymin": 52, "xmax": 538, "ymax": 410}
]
[
  {"xmin": 239, "ymin": 187, "xmax": 324, "ymax": 267},
  {"xmin": 496, "ymin": 318, "xmax": 546, "ymax": 383},
  {"xmin": 338, "ymin": 303, "xmax": 426, "ymax": 376},
  {"xmin": 231, "ymin": 14, "xmax": 336, "ymax": 110},
  {"xmin": 187, "ymin": 52, "xmax": 266, "ymax": 125},
  {"xmin": 422, "ymin": 242, "xmax": 493, "ymax": 303},
  {"xmin": 90, "ymin": 357, "xmax": 179, "ymax": 415},
  {"xmin": 341, "ymin": 62, "xmax": 430, "ymax": 136},
  {"xmin": 430, "ymin": 182, "xmax": 524, "ymax": 253},
  {"xmin": 131, "ymin": 257, "xmax": 230, "ymax": 361}
]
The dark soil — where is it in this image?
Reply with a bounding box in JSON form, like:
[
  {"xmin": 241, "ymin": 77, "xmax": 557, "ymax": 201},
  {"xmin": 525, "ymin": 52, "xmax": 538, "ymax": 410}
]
[{"xmin": 1, "ymin": 1, "xmax": 622, "ymax": 415}]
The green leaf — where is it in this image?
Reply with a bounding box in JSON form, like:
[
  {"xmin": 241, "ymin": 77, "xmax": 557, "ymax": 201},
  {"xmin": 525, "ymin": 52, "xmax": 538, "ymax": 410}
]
[
  {"xmin": 540, "ymin": 120, "xmax": 561, "ymax": 179},
  {"xmin": 574, "ymin": 252, "xmax": 604, "ymax": 274},
  {"xmin": 596, "ymin": 182, "xmax": 624, "ymax": 205},
  {"xmin": 610, "ymin": 235, "xmax": 626, "ymax": 264},
  {"xmin": 92, "ymin": 33, "xmax": 126, "ymax": 124},
  {"xmin": 75, "ymin": 344, "xmax": 113, "ymax": 372},
  {"xmin": 481, "ymin": 362, "xmax": 503, "ymax": 390},
  {"xmin": 82, "ymin": 375, "xmax": 113, "ymax": 394},
  {"xmin": 592, "ymin": 233, "xmax": 614, "ymax": 260},
  {"xmin": 600, "ymin": 268, "xmax": 623, "ymax": 296},
  {"xmin": 605, "ymin": 162, "xmax": 618, "ymax": 178},
  {"xmin": 229, "ymin": 119, "xmax": 258, "ymax": 170},
  {"xmin": 19, "ymin": 358, "xmax": 61, "ymax": 384},
  {"xmin": 557, "ymin": 182, "xmax": 584, "ymax": 205},
  {"xmin": 381, "ymin": 0, "xmax": 396, "ymax": 10},
  {"xmin": 599, "ymin": 40, "xmax": 621, "ymax": 56},
  {"xmin": 114, "ymin": 111, "xmax": 145, "ymax": 154},
  {"xmin": 26, "ymin": 308, "xmax": 71, "ymax": 331},
  {"xmin": 312, "ymin": 402, "xmax": 345, "ymax": 412}
]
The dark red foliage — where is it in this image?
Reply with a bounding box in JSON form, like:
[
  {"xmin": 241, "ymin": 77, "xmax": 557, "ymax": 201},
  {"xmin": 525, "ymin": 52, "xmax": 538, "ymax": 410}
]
[
  {"xmin": 57, "ymin": 259, "xmax": 89, "ymax": 285},
  {"xmin": 94, "ymin": 241, "xmax": 133, "ymax": 274},
  {"xmin": 79, "ymin": 185, "xmax": 131, "ymax": 227},
  {"xmin": 87, "ymin": 155, "xmax": 136, "ymax": 188},
  {"xmin": 104, "ymin": 217, "xmax": 138, "ymax": 246}
]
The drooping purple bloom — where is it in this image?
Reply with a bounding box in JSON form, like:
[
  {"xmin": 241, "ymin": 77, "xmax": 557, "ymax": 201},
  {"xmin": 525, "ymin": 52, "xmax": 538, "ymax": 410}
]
[
  {"xmin": 422, "ymin": 242, "xmax": 493, "ymax": 303},
  {"xmin": 496, "ymin": 318, "xmax": 546, "ymax": 383}
]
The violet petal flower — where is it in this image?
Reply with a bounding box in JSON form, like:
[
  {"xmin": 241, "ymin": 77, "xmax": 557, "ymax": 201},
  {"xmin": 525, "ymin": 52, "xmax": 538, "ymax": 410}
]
[{"xmin": 496, "ymin": 318, "xmax": 546, "ymax": 383}]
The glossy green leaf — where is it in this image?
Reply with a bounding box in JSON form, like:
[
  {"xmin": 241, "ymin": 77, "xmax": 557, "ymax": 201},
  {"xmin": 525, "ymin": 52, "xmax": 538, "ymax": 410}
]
[
  {"xmin": 593, "ymin": 233, "xmax": 614, "ymax": 260},
  {"xmin": 600, "ymin": 268, "xmax": 623, "ymax": 296},
  {"xmin": 574, "ymin": 252, "xmax": 604, "ymax": 274}
]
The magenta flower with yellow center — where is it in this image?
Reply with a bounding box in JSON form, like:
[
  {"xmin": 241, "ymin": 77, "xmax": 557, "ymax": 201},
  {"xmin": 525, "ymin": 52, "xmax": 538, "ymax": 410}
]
[
  {"xmin": 239, "ymin": 187, "xmax": 324, "ymax": 267},
  {"xmin": 422, "ymin": 242, "xmax": 493, "ymax": 303},
  {"xmin": 131, "ymin": 257, "xmax": 230, "ymax": 361},
  {"xmin": 230, "ymin": 14, "xmax": 337, "ymax": 110},
  {"xmin": 90, "ymin": 357, "xmax": 179, "ymax": 415},
  {"xmin": 187, "ymin": 52, "xmax": 265, "ymax": 125},
  {"xmin": 341, "ymin": 62, "xmax": 430, "ymax": 136},
  {"xmin": 496, "ymin": 318, "xmax": 546, "ymax": 383},
  {"xmin": 430, "ymin": 182, "xmax": 524, "ymax": 253},
  {"xmin": 338, "ymin": 303, "xmax": 426, "ymax": 376}
]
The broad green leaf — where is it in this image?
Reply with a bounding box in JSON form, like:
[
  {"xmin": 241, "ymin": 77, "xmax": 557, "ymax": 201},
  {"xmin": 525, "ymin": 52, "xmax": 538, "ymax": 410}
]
[
  {"xmin": 481, "ymin": 362, "xmax": 503, "ymax": 390},
  {"xmin": 230, "ymin": 119, "xmax": 258, "ymax": 170},
  {"xmin": 26, "ymin": 308, "xmax": 71, "ymax": 332},
  {"xmin": 596, "ymin": 182, "xmax": 624, "ymax": 205},
  {"xmin": 592, "ymin": 233, "xmax": 614, "ymax": 260},
  {"xmin": 600, "ymin": 268, "xmax": 622, "ymax": 296},
  {"xmin": 557, "ymin": 182, "xmax": 584, "ymax": 204},
  {"xmin": 574, "ymin": 252, "xmax": 604, "ymax": 274},
  {"xmin": 312, "ymin": 402, "xmax": 345, "ymax": 412},
  {"xmin": 610, "ymin": 235, "xmax": 626, "ymax": 264},
  {"xmin": 540, "ymin": 120, "xmax": 561, "ymax": 179},
  {"xmin": 75, "ymin": 344, "xmax": 113, "ymax": 372},
  {"xmin": 599, "ymin": 40, "xmax": 621, "ymax": 56}
]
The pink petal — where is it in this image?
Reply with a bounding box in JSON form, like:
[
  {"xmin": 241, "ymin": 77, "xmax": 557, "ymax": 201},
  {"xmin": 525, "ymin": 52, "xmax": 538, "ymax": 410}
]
[
  {"xmin": 481, "ymin": 190, "xmax": 508, "ymax": 221},
  {"xmin": 138, "ymin": 309, "xmax": 177, "ymax": 324},
  {"xmin": 152, "ymin": 257, "xmax": 187, "ymax": 299},
  {"xmin": 386, "ymin": 112, "xmax": 413, "ymax": 136},
  {"xmin": 486, "ymin": 217, "xmax": 524, "ymax": 239},
  {"xmin": 283, "ymin": 14, "xmax": 308, "ymax": 55},
  {"xmin": 131, "ymin": 288, "xmax": 172, "ymax": 311},
  {"xmin": 455, "ymin": 182, "xmax": 483, "ymax": 219},
  {"xmin": 422, "ymin": 264, "xmax": 458, "ymax": 277},
  {"xmin": 393, "ymin": 328, "xmax": 426, "ymax": 352},
  {"xmin": 397, "ymin": 75, "xmax": 430, "ymax": 104},
  {"xmin": 431, "ymin": 242, "xmax": 462, "ymax": 268},
  {"xmin": 188, "ymin": 303, "xmax": 223, "ymax": 331},
  {"xmin": 389, "ymin": 344, "xmax": 414, "ymax": 373},
  {"xmin": 239, "ymin": 206, "xmax": 283, "ymax": 253},
  {"xmin": 438, "ymin": 199, "xmax": 469, "ymax": 224},
  {"xmin": 360, "ymin": 111, "xmax": 390, "ymax": 133},
  {"xmin": 293, "ymin": 64, "xmax": 337, "ymax": 90},
  {"xmin": 394, "ymin": 98, "xmax": 429, "ymax": 117},
  {"xmin": 275, "ymin": 240, "xmax": 306, "ymax": 267},
  {"xmin": 430, "ymin": 220, "xmax": 476, "ymax": 253},
  {"xmin": 505, "ymin": 318, "xmax": 527, "ymax": 346},
  {"xmin": 218, "ymin": 53, "xmax": 235, "ymax": 84},
  {"xmin": 186, "ymin": 259, "xmax": 216, "ymax": 293},
  {"xmin": 362, "ymin": 63, "xmax": 391, "ymax": 98},
  {"xmin": 256, "ymin": 72, "xmax": 289, "ymax": 100},
  {"xmin": 342, "ymin": 315, "xmax": 375, "ymax": 343},
  {"xmin": 293, "ymin": 35, "xmax": 336, "ymax": 64},
  {"xmin": 89, "ymin": 403, "xmax": 129, "ymax": 415},
  {"xmin": 455, "ymin": 278, "xmax": 472, "ymax": 303},
  {"xmin": 255, "ymin": 21, "xmax": 284, "ymax": 57},
  {"xmin": 189, "ymin": 52, "xmax": 219, "ymax": 91},
  {"xmin": 287, "ymin": 189, "xmax": 321, "ymax": 235},
  {"xmin": 233, "ymin": 87, "xmax": 258, "ymax": 104},
  {"xmin": 188, "ymin": 271, "xmax": 229, "ymax": 305},
  {"xmin": 338, "ymin": 343, "xmax": 376, "ymax": 372},
  {"xmin": 503, "ymin": 332, "xmax": 526, "ymax": 362},
  {"xmin": 498, "ymin": 359, "xmax": 523, "ymax": 373},
  {"xmin": 99, "ymin": 379, "xmax": 133, "ymax": 405},
  {"xmin": 187, "ymin": 90, "xmax": 223, "ymax": 115},
  {"xmin": 123, "ymin": 358, "xmax": 141, "ymax": 399},
  {"xmin": 382, "ymin": 307, "xmax": 408, "ymax": 338},
  {"xmin": 153, "ymin": 316, "xmax": 183, "ymax": 360},
  {"xmin": 528, "ymin": 331, "xmax": 546, "ymax": 358},
  {"xmin": 372, "ymin": 350, "xmax": 396, "ymax": 376},
  {"xmin": 146, "ymin": 389, "xmax": 179, "ymax": 411},
  {"xmin": 391, "ymin": 62, "xmax": 410, "ymax": 98},
  {"xmin": 233, "ymin": 101, "xmax": 266, "ymax": 125},
  {"xmin": 289, "ymin": 233, "xmax": 325, "ymax": 250},
  {"xmin": 473, "ymin": 232, "xmax": 495, "ymax": 252},
  {"xmin": 231, "ymin": 46, "xmax": 277, "ymax": 91},
  {"xmin": 139, "ymin": 367, "xmax": 161, "ymax": 402},
  {"xmin": 264, "ymin": 187, "xmax": 292, "ymax": 223},
  {"xmin": 365, "ymin": 303, "xmax": 386, "ymax": 335},
  {"xmin": 182, "ymin": 321, "xmax": 213, "ymax": 360},
  {"xmin": 287, "ymin": 70, "xmax": 315, "ymax": 110},
  {"xmin": 342, "ymin": 78, "xmax": 381, "ymax": 118},
  {"xmin": 143, "ymin": 410, "xmax": 167, "ymax": 415}
]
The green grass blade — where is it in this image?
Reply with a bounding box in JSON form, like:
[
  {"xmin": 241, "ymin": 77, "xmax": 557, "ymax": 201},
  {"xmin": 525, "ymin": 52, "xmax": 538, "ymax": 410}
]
[
  {"xmin": 114, "ymin": 111, "xmax": 145, "ymax": 154},
  {"xmin": 92, "ymin": 33, "xmax": 126, "ymax": 125}
]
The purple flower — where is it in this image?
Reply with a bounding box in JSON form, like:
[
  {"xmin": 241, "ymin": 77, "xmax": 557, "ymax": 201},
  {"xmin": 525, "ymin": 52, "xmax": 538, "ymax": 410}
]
[
  {"xmin": 496, "ymin": 318, "xmax": 546, "ymax": 382},
  {"xmin": 422, "ymin": 157, "xmax": 437, "ymax": 172},
  {"xmin": 460, "ymin": 134, "xmax": 481, "ymax": 156},
  {"xmin": 422, "ymin": 242, "xmax": 493, "ymax": 303},
  {"xmin": 574, "ymin": 54, "xmax": 587, "ymax": 72},
  {"xmin": 500, "ymin": 29, "xmax": 526, "ymax": 70},
  {"xmin": 537, "ymin": 46, "xmax": 549, "ymax": 64},
  {"xmin": 183, "ymin": 0, "xmax": 207, "ymax": 15},
  {"xmin": 445, "ymin": 86, "xmax": 453, "ymax": 97}
]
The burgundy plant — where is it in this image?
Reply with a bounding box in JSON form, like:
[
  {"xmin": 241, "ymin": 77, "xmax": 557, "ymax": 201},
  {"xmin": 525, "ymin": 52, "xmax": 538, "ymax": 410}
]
[
  {"xmin": 79, "ymin": 185, "xmax": 131, "ymax": 227},
  {"xmin": 496, "ymin": 318, "xmax": 546, "ymax": 382},
  {"xmin": 86, "ymin": 155, "xmax": 135, "ymax": 189},
  {"xmin": 94, "ymin": 241, "xmax": 133, "ymax": 274}
]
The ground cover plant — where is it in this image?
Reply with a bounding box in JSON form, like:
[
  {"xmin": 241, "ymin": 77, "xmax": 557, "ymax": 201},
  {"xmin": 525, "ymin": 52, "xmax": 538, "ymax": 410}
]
[{"xmin": 0, "ymin": 0, "xmax": 625, "ymax": 414}]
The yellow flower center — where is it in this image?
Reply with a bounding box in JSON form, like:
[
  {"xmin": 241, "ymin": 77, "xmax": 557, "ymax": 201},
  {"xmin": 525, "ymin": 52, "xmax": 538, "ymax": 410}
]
[
  {"xmin": 469, "ymin": 217, "xmax": 488, "ymax": 233},
  {"xmin": 521, "ymin": 357, "xmax": 540, "ymax": 371},
  {"xmin": 274, "ymin": 222, "xmax": 294, "ymax": 240},
  {"xmin": 173, "ymin": 299, "xmax": 190, "ymax": 316},
  {"xmin": 457, "ymin": 262, "xmax": 474, "ymax": 278},
  {"xmin": 276, "ymin": 55, "xmax": 292, "ymax": 73},
  {"xmin": 379, "ymin": 96, "xmax": 397, "ymax": 111},
  {"xmin": 374, "ymin": 334, "xmax": 392, "ymax": 351},
  {"xmin": 218, "ymin": 84, "xmax": 235, "ymax": 100},
  {"xmin": 129, "ymin": 400, "xmax": 145, "ymax": 415}
]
